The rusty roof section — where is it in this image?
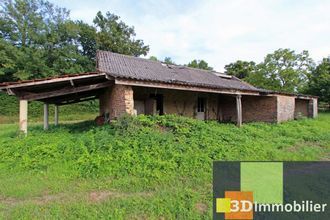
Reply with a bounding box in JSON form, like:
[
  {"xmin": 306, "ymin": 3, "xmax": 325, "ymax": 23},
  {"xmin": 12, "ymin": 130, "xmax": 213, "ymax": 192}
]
[{"xmin": 96, "ymin": 50, "xmax": 260, "ymax": 92}]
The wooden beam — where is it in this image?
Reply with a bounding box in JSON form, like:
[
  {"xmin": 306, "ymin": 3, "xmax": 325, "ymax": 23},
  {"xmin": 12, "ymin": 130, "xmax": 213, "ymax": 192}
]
[
  {"xmin": 20, "ymin": 81, "xmax": 113, "ymax": 101},
  {"xmin": 44, "ymin": 103, "xmax": 49, "ymax": 130},
  {"xmin": 115, "ymin": 79, "xmax": 259, "ymax": 96},
  {"xmin": 43, "ymin": 90, "xmax": 102, "ymax": 104},
  {"xmin": 54, "ymin": 105, "xmax": 59, "ymax": 126},
  {"xmin": 56, "ymin": 96, "xmax": 97, "ymax": 106},
  {"xmin": 19, "ymin": 99, "xmax": 28, "ymax": 135},
  {"xmin": 236, "ymin": 94, "xmax": 242, "ymax": 127},
  {"xmin": 1, "ymin": 73, "xmax": 106, "ymax": 89}
]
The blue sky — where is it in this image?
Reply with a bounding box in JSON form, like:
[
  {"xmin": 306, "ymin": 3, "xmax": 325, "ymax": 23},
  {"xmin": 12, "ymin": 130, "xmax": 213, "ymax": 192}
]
[{"xmin": 53, "ymin": 0, "xmax": 330, "ymax": 71}]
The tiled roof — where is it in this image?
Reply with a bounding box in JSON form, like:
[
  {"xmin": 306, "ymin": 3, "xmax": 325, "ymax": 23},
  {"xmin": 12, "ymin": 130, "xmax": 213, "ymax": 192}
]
[{"xmin": 96, "ymin": 51, "xmax": 260, "ymax": 92}]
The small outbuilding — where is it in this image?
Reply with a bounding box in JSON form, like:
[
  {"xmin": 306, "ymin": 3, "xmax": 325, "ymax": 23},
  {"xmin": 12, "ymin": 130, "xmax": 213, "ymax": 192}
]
[{"xmin": 0, "ymin": 51, "xmax": 318, "ymax": 134}]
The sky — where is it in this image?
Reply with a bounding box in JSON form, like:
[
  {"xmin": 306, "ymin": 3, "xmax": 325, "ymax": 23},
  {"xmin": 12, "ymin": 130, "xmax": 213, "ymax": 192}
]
[{"xmin": 53, "ymin": 0, "xmax": 330, "ymax": 72}]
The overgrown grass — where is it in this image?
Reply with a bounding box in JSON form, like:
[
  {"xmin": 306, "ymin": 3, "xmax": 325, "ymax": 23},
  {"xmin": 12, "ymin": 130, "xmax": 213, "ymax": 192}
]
[{"xmin": 0, "ymin": 113, "xmax": 329, "ymax": 219}]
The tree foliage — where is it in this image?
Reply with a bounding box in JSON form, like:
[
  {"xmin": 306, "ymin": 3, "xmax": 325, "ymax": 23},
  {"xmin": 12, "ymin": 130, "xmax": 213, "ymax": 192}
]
[
  {"xmin": 226, "ymin": 49, "xmax": 315, "ymax": 93},
  {"xmin": 93, "ymin": 11, "xmax": 149, "ymax": 57},
  {"xmin": 149, "ymin": 56, "xmax": 158, "ymax": 61},
  {"xmin": 255, "ymin": 49, "xmax": 314, "ymax": 92},
  {"xmin": 187, "ymin": 59, "xmax": 213, "ymax": 70},
  {"xmin": 163, "ymin": 57, "xmax": 175, "ymax": 64},
  {"xmin": 224, "ymin": 60, "xmax": 256, "ymax": 79},
  {"xmin": 305, "ymin": 58, "xmax": 330, "ymax": 105},
  {"xmin": 0, "ymin": 0, "xmax": 149, "ymax": 81}
]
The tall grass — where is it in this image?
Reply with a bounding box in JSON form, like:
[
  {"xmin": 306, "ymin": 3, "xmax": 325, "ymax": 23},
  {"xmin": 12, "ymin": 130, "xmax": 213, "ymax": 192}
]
[{"xmin": 0, "ymin": 113, "xmax": 329, "ymax": 219}]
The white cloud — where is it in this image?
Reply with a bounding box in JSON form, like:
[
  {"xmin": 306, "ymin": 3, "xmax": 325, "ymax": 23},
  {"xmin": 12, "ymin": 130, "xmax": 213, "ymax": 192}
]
[{"xmin": 53, "ymin": 0, "xmax": 330, "ymax": 71}]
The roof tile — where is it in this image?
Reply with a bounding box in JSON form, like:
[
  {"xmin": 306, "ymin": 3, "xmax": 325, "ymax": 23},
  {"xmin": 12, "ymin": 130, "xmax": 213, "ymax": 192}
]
[{"xmin": 96, "ymin": 51, "xmax": 259, "ymax": 92}]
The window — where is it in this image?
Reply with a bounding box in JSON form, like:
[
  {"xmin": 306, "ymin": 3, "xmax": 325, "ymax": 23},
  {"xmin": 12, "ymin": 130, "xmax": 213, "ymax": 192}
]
[{"xmin": 197, "ymin": 97, "xmax": 206, "ymax": 112}]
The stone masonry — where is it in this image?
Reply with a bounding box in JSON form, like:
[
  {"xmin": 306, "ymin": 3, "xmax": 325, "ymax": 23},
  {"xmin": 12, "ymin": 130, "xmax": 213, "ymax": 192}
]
[
  {"xmin": 99, "ymin": 85, "xmax": 134, "ymax": 120},
  {"xmin": 109, "ymin": 85, "xmax": 134, "ymax": 119}
]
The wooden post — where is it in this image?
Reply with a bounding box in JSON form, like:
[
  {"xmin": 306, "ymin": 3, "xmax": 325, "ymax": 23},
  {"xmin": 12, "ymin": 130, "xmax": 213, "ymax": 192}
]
[
  {"xmin": 54, "ymin": 105, "xmax": 59, "ymax": 126},
  {"xmin": 44, "ymin": 103, "xmax": 49, "ymax": 130},
  {"xmin": 236, "ymin": 94, "xmax": 242, "ymax": 127},
  {"xmin": 19, "ymin": 99, "xmax": 28, "ymax": 134}
]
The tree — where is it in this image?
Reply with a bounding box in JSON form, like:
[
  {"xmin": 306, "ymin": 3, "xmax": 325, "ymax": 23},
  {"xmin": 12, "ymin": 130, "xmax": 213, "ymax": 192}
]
[
  {"xmin": 305, "ymin": 58, "xmax": 330, "ymax": 106},
  {"xmin": 0, "ymin": 0, "xmax": 87, "ymax": 80},
  {"xmin": 0, "ymin": 1, "xmax": 150, "ymax": 81},
  {"xmin": 0, "ymin": 38, "xmax": 22, "ymax": 81},
  {"xmin": 149, "ymin": 56, "xmax": 158, "ymax": 61},
  {"xmin": 187, "ymin": 59, "xmax": 213, "ymax": 70},
  {"xmin": 93, "ymin": 11, "xmax": 149, "ymax": 57},
  {"xmin": 251, "ymin": 49, "xmax": 314, "ymax": 92},
  {"xmin": 164, "ymin": 57, "xmax": 175, "ymax": 64},
  {"xmin": 224, "ymin": 60, "xmax": 256, "ymax": 79}
]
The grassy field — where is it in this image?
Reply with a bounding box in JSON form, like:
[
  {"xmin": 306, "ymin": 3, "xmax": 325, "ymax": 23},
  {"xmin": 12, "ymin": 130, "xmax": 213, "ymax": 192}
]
[{"xmin": 0, "ymin": 113, "xmax": 329, "ymax": 219}]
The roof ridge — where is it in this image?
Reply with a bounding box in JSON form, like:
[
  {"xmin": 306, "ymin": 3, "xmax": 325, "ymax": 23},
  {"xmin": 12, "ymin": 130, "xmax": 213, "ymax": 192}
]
[
  {"xmin": 165, "ymin": 63, "xmax": 225, "ymax": 75},
  {"xmin": 96, "ymin": 50, "xmax": 162, "ymax": 65},
  {"xmin": 97, "ymin": 50, "xmax": 228, "ymax": 76}
]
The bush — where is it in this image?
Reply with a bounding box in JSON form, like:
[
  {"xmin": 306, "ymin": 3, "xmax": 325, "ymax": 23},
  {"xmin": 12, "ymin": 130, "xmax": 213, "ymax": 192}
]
[{"xmin": 0, "ymin": 114, "xmax": 329, "ymax": 180}]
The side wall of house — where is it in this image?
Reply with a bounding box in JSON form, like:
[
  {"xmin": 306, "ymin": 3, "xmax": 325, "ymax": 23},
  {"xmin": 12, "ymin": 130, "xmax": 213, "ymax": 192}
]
[
  {"xmin": 242, "ymin": 96, "xmax": 277, "ymax": 123},
  {"xmin": 277, "ymin": 95, "xmax": 295, "ymax": 122}
]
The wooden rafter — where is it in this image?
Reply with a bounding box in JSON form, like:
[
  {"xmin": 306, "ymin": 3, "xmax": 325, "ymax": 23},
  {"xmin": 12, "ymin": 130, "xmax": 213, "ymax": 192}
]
[
  {"xmin": 56, "ymin": 96, "xmax": 98, "ymax": 106},
  {"xmin": 18, "ymin": 81, "xmax": 113, "ymax": 101},
  {"xmin": 1, "ymin": 73, "xmax": 107, "ymax": 89}
]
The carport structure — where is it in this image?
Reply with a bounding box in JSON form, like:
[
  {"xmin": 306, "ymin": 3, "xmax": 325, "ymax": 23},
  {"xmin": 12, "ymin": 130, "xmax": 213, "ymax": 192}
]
[{"xmin": 0, "ymin": 72, "xmax": 113, "ymax": 133}]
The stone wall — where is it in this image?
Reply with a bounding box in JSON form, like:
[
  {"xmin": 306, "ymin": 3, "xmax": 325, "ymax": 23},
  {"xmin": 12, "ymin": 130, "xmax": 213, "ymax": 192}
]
[
  {"xmin": 277, "ymin": 95, "xmax": 295, "ymax": 122},
  {"xmin": 99, "ymin": 85, "xmax": 134, "ymax": 120},
  {"xmin": 110, "ymin": 85, "xmax": 134, "ymax": 119}
]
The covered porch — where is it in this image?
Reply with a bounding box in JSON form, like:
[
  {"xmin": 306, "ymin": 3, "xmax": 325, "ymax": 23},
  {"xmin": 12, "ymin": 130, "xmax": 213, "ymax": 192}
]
[{"xmin": 0, "ymin": 72, "xmax": 113, "ymax": 134}]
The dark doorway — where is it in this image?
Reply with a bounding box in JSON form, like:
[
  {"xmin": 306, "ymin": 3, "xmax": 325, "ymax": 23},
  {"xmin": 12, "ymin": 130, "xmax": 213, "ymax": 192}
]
[
  {"xmin": 150, "ymin": 94, "xmax": 164, "ymax": 115},
  {"xmin": 196, "ymin": 97, "xmax": 206, "ymax": 120}
]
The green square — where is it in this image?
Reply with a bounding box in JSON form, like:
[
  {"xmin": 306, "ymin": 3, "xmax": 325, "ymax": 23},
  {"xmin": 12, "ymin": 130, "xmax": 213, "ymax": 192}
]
[
  {"xmin": 241, "ymin": 162, "xmax": 283, "ymax": 204},
  {"xmin": 216, "ymin": 198, "xmax": 231, "ymax": 213}
]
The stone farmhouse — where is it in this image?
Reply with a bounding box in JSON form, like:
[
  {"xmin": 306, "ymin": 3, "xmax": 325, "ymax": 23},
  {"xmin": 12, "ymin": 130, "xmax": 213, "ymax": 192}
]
[{"xmin": 0, "ymin": 51, "xmax": 318, "ymax": 134}]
